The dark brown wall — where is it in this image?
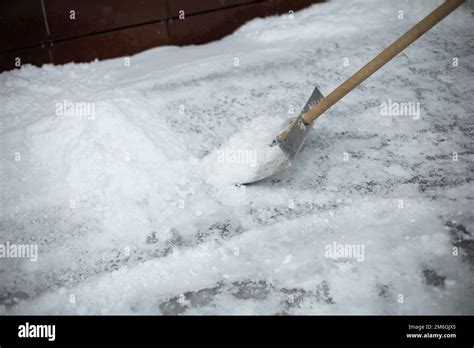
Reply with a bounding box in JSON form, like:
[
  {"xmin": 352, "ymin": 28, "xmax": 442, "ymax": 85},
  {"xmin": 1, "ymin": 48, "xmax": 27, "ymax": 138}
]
[{"xmin": 0, "ymin": 0, "xmax": 323, "ymax": 73}]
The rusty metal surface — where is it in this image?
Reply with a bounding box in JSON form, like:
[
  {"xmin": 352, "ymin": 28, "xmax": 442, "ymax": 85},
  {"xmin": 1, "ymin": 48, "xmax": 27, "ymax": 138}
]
[
  {"xmin": 168, "ymin": 1, "xmax": 274, "ymax": 46},
  {"xmin": 275, "ymin": 0, "xmax": 322, "ymax": 14},
  {"xmin": 44, "ymin": 0, "xmax": 168, "ymax": 41},
  {"xmin": 51, "ymin": 21, "xmax": 168, "ymax": 64},
  {"xmin": 0, "ymin": 0, "xmax": 48, "ymax": 51},
  {"xmin": 168, "ymin": 0, "xmax": 258, "ymax": 17},
  {"xmin": 0, "ymin": 45, "xmax": 51, "ymax": 71},
  {"xmin": 0, "ymin": 0, "xmax": 324, "ymax": 73}
]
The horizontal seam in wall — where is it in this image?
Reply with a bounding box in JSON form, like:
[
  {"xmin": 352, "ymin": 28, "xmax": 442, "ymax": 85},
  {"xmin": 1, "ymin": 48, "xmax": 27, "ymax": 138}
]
[{"xmin": 0, "ymin": 0, "xmax": 271, "ymax": 55}]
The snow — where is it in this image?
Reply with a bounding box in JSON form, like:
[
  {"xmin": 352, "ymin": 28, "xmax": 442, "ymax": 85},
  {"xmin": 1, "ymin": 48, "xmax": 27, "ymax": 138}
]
[
  {"xmin": 1, "ymin": 0, "xmax": 473, "ymax": 314},
  {"xmin": 203, "ymin": 115, "xmax": 290, "ymax": 185}
]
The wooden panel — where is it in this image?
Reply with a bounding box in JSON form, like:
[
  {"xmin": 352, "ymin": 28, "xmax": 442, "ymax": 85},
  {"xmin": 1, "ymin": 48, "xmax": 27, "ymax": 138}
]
[
  {"xmin": 168, "ymin": 0, "xmax": 257, "ymax": 17},
  {"xmin": 0, "ymin": 46, "xmax": 51, "ymax": 72},
  {"xmin": 168, "ymin": 1, "xmax": 274, "ymax": 46},
  {"xmin": 44, "ymin": 0, "xmax": 168, "ymax": 40},
  {"xmin": 275, "ymin": 0, "xmax": 323, "ymax": 14},
  {"xmin": 51, "ymin": 21, "xmax": 168, "ymax": 64},
  {"xmin": 0, "ymin": 0, "xmax": 48, "ymax": 51}
]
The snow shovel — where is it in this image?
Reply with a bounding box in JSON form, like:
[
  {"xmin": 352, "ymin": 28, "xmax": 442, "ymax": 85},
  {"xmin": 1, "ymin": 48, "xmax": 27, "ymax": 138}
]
[{"xmin": 245, "ymin": 0, "xmax": 464, "ymax": 184}]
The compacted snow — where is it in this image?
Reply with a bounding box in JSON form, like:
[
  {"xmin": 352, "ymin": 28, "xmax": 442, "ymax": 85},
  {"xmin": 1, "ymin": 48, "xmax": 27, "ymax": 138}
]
[{"xmin": 1, "ymin": 0, "xmax": 473, "ymax": 314}]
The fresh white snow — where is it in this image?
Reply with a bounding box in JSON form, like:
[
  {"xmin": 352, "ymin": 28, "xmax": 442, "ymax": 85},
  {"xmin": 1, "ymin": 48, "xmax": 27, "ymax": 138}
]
[
  {"xmin": 204, "ymin": 115, "xmax": 290, "ymax": 185},
  {"xmin": 0, "ymin": 0, "xmax": 473, "ymax": 314}
]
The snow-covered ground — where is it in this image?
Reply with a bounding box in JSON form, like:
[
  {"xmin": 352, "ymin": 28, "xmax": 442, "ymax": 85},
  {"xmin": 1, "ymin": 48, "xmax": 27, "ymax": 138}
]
[{"xmin": 1, "ymin": 0, "xmax": 473, "ymax": 314}]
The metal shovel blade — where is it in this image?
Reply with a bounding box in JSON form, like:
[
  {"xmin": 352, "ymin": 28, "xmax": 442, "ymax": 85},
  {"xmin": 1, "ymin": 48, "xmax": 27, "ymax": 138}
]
[{"xmin": 243, "ymin": 86, "xmax": 324, "ymax": 184}]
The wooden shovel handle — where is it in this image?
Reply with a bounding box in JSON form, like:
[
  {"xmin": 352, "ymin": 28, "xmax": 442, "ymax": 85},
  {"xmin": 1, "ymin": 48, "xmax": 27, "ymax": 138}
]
[{"xmin": 302, "ymin": 0, "xmax": 464, "ymax": 125}]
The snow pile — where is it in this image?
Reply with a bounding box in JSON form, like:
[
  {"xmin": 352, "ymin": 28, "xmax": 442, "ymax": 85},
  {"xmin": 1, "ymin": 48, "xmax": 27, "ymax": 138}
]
[
  {"xmin": 0, "ymin": 0, "xmax": 473, "ymax": 315},
  {"xmin": 203, "ymin": 116, "xmax": 289, "ymax": 185}
]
